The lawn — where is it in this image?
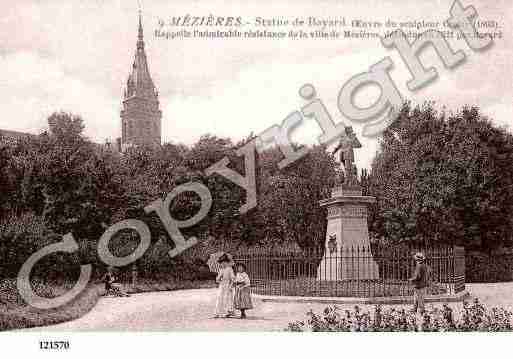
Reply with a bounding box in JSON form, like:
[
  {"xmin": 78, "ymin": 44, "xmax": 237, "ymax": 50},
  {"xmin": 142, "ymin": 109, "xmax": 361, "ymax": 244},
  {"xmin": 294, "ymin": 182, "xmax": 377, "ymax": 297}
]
[
  {"xmin": 0, "ymin": 278, "xmax": 102, "ymax": 331},
  {"xmin": 0, "ymin": 277, "xmax": 216, "ymax": 331}
]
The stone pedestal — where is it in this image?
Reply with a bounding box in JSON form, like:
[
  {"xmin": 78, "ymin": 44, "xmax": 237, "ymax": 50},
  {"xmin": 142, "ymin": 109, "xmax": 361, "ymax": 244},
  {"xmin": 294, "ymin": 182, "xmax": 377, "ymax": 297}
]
[{"xmin": 317, "ymin": 185, "xmax": 379, "ymax": 281}]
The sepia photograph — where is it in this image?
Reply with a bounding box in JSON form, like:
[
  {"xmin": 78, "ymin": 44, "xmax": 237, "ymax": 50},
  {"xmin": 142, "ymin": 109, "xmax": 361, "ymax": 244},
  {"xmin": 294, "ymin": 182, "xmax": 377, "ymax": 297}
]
[{"xmin": 0, "ymin": 0, "xmax": 512, "ymax": 357}]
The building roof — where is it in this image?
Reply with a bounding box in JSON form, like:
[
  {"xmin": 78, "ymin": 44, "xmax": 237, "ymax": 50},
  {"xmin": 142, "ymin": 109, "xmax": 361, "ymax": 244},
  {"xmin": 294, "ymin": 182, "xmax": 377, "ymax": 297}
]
[
  {"xmin": 0, "ymin": 129, "xmax": 34, "ymax": 145},
  {"xmin": 124, "ymin": 13, "xmax": 158, "ymax": 100},
  {"xmin": 0, "ymin": 129, "xmax": 33, "ymax": 139}
]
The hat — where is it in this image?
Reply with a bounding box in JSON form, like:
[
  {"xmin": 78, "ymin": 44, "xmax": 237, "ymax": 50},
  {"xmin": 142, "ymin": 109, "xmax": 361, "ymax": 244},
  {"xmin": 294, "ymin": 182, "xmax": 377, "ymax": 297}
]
[
  {"xmin": 414, "ymin": 252, "xmax": 426, "ymax": 261},
  {"xmin": 218, "ymin": 253, "xmax": 231, "ymax": 263}
]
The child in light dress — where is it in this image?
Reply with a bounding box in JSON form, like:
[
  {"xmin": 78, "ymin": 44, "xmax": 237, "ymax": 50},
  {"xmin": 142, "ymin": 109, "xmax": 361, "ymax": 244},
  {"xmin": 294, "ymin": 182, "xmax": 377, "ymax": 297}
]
[
  {"xmin": 233, "ymin": 263, "xmax": 253, "ymax": 319},
  {"xmin": 214, "ymin": 254, "xmax": 235, "ymax": 318}
]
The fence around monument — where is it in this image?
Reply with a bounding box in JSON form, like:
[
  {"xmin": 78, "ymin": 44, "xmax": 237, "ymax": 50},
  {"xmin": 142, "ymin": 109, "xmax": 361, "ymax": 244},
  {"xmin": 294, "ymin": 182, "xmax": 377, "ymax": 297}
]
[{"xmin": 234, "ymin": 244, "xmax": 465, "ymax": 298}]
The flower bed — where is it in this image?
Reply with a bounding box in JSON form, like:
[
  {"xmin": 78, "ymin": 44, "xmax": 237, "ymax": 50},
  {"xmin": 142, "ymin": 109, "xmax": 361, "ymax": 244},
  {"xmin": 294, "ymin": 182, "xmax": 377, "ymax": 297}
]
[{"xmin": 286, "ymin": 298, "xmax": 513, "ymax": 331}]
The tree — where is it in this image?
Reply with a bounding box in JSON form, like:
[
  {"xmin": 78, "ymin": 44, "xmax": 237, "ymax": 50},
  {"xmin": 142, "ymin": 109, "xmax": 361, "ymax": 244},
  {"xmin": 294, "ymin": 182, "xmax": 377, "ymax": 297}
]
[
  {"xmin": 250, "ymin": 145, "xmax": 340, "ymax": 247},
  {"xmin": 368, "ymin": 103, "xmax": 513, "ymax": 252},
  {"xmin": 47, "ymin": 112, "xmax": 86, "ymax": 146},
  {"xmin": 2, "ymin": 112, "xmax": 113, "ymax": 238},
  {"xmin": 0, "ymin": 113, "xmax": 342, "ymax": 280}
]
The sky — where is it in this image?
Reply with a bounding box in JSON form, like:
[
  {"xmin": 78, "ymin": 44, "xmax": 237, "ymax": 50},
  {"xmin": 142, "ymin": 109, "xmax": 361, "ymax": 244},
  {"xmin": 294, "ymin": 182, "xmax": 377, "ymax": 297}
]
[{"xmin": 0, "ymin": 0, "xmax": 512, "ymax": 169}]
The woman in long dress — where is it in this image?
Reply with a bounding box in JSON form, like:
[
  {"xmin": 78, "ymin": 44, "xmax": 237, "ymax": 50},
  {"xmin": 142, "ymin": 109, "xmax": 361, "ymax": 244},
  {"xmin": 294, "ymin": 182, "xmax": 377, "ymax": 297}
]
[{"xmin": 214, "ymin": 254, "xmax": 235, "ymax": 318}]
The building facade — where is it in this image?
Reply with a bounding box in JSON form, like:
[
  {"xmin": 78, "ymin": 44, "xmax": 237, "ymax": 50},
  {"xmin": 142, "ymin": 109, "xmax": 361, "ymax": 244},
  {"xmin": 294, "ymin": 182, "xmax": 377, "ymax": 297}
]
[
  {"xmin": 0, "ymin": 129, "xmax": 33, "ymax": 146},
  {"xmin": 120, "ymin": 14, "xmax": 162, "ymax": 150}
]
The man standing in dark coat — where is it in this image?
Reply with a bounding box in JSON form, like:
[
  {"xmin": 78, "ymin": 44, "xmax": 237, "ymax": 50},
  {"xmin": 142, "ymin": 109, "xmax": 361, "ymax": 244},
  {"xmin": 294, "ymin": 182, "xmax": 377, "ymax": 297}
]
[{"xmin": 409, "ymin": 252, "xmax": 430, "ymax": 314}]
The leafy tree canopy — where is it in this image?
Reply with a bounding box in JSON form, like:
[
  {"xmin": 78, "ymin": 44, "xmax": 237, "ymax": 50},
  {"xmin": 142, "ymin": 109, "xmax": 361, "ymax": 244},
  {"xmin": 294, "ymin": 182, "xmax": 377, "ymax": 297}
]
[{"xmin": 368, "ymin": 102, "xmax": 513, "ymax": 252}]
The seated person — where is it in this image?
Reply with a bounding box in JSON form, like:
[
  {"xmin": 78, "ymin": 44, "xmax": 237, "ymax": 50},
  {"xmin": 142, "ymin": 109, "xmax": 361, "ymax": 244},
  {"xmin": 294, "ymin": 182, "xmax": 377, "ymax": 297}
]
[{"xmin": 102, "ymin": 266, "xmax": 130, "ymax": 297}]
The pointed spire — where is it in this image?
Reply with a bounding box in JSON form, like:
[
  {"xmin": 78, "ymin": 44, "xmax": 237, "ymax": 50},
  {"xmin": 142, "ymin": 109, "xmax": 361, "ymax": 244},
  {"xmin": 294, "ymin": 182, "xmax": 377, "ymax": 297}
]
[
  {"xmin": 137, "ymin": 10, "xmax": 144, "ymax": 50},
  {"xmin": 124, "ymin": 9, "xmax": 157, "ymax": 99},
  {"xmin": 138, "ymin": 10, "xmax": 143, "ymax": 41}
]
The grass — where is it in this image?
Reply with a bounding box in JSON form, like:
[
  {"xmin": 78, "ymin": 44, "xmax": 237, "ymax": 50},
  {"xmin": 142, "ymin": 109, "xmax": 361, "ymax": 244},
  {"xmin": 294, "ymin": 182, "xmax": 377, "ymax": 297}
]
[
  {"xmin": 0, "ymin": 279, "xmax": 102, "ymax": 332},
  {"xmin": 125, "ymin": 278, "xmax": 216, "ymax": 294},
  {"xmin": 0, "ymin": 277, "xmax": 216, "ymax": 331}
]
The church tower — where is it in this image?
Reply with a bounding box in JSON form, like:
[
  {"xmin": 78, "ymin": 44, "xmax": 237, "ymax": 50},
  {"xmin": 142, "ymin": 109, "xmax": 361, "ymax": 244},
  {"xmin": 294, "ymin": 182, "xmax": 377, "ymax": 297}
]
[{"xmin": 120, "ymin": 13, "xmax": 162, "ymax": 149}]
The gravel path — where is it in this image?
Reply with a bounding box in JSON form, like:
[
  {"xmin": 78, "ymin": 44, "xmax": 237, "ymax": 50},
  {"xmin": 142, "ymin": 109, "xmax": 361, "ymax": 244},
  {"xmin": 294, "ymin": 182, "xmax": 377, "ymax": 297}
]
[{"xmin": 29, "ymin": 284, "xmax": 513, "ymax": 331}]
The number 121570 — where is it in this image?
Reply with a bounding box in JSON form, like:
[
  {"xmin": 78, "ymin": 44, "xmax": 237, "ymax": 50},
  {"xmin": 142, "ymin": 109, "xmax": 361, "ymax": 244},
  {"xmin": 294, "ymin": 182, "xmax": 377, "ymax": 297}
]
[{"xmin": 39, "ymin": 341, "xmax": 70, "ymax": 350}]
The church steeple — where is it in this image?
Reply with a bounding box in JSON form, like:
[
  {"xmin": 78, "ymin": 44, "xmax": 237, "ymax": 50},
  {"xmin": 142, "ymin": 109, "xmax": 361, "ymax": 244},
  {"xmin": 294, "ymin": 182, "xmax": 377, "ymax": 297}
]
[
  {"xmin": 120, "ymin": 12, "xmax": 162, "ymax": 149},
  {"xmin": 137, "ymin": 11, "xmax": 144, "ymax": 50},
  {"xmin": 125, "ymin": 11, "xmax": 155, "ymax": 99}
]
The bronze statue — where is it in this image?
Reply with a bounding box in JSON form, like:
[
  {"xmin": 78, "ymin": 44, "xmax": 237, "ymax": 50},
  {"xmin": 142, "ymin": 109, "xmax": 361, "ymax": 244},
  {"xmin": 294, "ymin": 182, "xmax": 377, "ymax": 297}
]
[{"xmin": 332, "ymin": 126, "xmax": 361, "ymax": 185}]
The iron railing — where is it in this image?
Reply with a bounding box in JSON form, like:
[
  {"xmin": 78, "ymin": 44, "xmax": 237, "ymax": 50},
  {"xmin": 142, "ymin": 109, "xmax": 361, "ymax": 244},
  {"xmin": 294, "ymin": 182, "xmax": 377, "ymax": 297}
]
[{"xmin": 234, "ymin": 244, "xmax": 465, "ymax": 298}]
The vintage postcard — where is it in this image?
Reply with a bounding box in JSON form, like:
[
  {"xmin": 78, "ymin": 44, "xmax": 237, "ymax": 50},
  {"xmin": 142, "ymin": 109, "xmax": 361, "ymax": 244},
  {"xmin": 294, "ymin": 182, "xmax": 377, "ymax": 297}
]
[{"xmin": 0, "ymin": 0, "xmax": 512, "ymax": 356}]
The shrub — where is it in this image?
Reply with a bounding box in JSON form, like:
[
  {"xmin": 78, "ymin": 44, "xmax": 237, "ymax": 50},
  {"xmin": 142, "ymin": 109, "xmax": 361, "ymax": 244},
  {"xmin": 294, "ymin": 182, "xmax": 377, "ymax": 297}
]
[
  {"xmin": 286, "ymin": 298, "xmax": 513, "ymax": 332},
  {"xmin": 0, "ymin": 213, "xmax": 53, "ymax": 278},
  {"xmin": 0, "ymin": 213, "xmax": 83, "ymax": 281},
  {"xmin": 126, "ymin": 278, "xmax": 216, "ymax": 294},
  {"xmin": 465, "ymin": 252, "xmax": 513, "ymax": 283}
]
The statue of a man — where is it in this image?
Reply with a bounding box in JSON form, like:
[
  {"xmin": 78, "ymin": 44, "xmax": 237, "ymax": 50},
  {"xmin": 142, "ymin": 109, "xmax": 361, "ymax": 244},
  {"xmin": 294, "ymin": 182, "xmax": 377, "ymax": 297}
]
[{"xmin": 332, "ymin": 126, "xmax": 361, "ymax": 185}]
